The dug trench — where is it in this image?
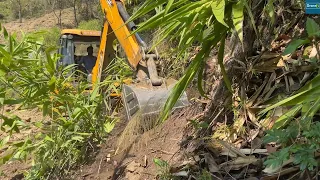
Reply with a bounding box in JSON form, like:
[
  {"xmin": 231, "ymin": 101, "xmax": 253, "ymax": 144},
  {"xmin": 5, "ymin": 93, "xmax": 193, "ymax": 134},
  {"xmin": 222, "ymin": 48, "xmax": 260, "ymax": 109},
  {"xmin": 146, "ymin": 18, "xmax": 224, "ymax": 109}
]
[{"xmin": 70, "ymin": 102, "xmax": 204, "ymax": 180}]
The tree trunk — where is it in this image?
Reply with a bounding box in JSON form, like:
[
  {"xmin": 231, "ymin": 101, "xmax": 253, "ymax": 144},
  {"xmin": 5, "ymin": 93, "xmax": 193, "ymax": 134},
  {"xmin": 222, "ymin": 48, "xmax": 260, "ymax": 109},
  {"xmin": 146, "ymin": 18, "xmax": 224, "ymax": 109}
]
[
  {"xmin": 59, "ymin": 7, "xmax": 62, "ymax": 28},
  {"xmin": 18, "ymin": 0, "xmax": 22, "ymax": 23},
  {"xmin": 85, "ymin": 1, "xmax": 89, "ymax": 20},
  {"xmin": 73, "ymin": 0, "xmax": 78, "ymax": 26},
  {"xmin": 49, "ymin": 0, "xmax": 62, "ymax": 28}
]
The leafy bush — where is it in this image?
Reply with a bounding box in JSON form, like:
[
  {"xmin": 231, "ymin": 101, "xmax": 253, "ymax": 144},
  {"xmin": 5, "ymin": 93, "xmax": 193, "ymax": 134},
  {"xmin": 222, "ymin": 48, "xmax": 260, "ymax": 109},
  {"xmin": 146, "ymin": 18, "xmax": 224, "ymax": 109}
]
[
  {"xmin": 262, "ymin": 18, "xmax": 320, "ymax": 171},
  {"xmin": 264, "ymin": 123, "xmax": 319, "ymax": 171},
  {"xmin": 41, "ymin": 27, "xmax": 61, "ymax": 48},
  {"xmin": 153, "ymin": 158, "xmax": 174, "ymax": 180},
  {"xmin": 0, "ymin": 1, "xmax": 10, "ymax": 21},
  {"xmin": 78, "ymin": 19, "xmax": 102, "ymax": 31},
  {"xmin": 0, "ymin": 23, "xmax": 119, "ymax": 178},
  {"xmin": 10, "ymin": 0, "xmax": 47, "ymax": 19}
]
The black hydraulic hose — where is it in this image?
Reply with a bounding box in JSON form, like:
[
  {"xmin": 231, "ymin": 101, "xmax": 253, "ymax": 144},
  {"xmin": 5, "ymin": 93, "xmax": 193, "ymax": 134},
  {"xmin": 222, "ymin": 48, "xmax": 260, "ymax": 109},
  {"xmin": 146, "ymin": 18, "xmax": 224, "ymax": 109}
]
[
  {"xmin": 116, "ymin": 1, "xmax": 136, "ymax": 30},
  {"xmin": 116, "ymin": 1, "xmax": 147, "ymax": 48}
]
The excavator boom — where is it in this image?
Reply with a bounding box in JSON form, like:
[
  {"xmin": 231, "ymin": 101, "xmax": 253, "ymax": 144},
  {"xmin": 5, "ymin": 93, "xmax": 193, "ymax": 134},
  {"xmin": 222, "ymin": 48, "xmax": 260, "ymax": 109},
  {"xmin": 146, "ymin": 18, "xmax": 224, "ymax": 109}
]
[
  {"xmin": 93, "ymin": 0, "xmax": 189, "ymax": 120},
  {"xmin": 60, "ymin": 0, "xmax": 189, "ymax": 120}
]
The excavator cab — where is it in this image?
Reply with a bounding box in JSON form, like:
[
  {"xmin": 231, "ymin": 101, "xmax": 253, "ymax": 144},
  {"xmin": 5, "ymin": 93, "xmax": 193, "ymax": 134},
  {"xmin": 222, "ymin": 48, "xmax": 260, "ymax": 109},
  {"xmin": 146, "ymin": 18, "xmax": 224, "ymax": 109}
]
[{"xmin": 57, "ymin": 29, "xmax": 101, "ymax": 82}]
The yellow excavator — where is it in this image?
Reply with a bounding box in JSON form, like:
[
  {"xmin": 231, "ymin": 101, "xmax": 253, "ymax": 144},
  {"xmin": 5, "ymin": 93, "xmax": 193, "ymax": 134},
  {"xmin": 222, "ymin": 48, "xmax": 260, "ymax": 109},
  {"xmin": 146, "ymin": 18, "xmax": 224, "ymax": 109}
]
[{"xmin": 57, "ymin": 0, "xmax": 189, "ymax": 120}]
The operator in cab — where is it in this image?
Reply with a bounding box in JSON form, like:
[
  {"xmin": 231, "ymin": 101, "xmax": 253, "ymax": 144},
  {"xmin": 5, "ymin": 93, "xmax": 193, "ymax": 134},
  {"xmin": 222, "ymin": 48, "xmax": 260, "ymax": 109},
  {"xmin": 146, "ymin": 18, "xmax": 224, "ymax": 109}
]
[{"xmin": 78, "ymin": 46, "xmax": 97, "ymax": 74}]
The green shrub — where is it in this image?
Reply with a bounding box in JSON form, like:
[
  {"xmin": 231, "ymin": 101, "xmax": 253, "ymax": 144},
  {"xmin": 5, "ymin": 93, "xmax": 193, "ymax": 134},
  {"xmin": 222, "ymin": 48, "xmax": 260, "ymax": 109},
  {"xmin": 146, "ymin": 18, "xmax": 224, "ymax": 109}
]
[
  {"xmin": 0, "ymin": 1, "xmax": 11, "ymax": 21},
  {"xmin": 0, "ymin": 23, "xmax": 118, "ymax": 179},
  {"xmin": 78, "ymin": 19, "xmax": 102, "ymax": 31},
  {"xmin": 41, "ymin": 27, "xmax": 61, "ymax": 48},
  {"xmin": 262, "ymin": 18, "xmax": 320, "ymax": 171}
]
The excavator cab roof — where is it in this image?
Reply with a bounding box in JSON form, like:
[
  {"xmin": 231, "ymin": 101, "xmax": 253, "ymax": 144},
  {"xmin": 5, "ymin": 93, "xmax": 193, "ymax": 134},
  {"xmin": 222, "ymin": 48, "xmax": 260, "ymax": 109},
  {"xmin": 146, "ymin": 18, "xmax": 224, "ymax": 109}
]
[
  {"xmin": 60, "ymin": 29, "xmax": 101, "ymax": 43},
  {"xmin": 61, "ymin": 29, "xmax": 101, "ymax": 37}
]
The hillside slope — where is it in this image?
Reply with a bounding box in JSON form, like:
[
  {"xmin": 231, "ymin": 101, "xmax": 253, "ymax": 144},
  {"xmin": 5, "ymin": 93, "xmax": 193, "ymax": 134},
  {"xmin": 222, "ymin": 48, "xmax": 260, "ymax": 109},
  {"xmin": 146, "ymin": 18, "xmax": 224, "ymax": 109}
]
[{"xmin": 2, "ymin": 8, "xmax": 75, "ymax": 35}]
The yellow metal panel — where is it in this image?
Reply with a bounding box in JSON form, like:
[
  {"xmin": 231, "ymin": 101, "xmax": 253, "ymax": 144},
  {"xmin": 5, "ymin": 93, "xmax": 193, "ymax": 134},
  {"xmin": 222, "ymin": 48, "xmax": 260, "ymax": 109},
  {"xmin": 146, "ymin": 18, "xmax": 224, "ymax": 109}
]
[
  {"xmin": 61, "ymin": 29, "xmax": 101, "ymax": 37},
  {"xmin": 110, "ymin": 93, "xmax": 121, "ymax": 97},
  {"xmin": 100, "ymin": 0, "xmax": 142, "ymax": 70},
  {"xmin": 92, "ymin": 21, "xmax": 110, "ymax": 85}
]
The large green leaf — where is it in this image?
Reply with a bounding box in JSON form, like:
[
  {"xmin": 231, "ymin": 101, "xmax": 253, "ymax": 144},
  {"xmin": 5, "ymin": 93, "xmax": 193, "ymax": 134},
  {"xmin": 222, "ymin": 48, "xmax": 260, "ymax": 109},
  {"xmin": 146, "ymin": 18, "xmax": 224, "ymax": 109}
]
[
  {"xmin": 160, "ymin": 44, "xmax": 208, "ymax": 121},
  {"xmin": 0, "ymin": 150, "xmax": 13, "ymax": 165},
  {"xmin": 300, "ymin": 98, "xmax": 320, "ymax": 129},
  {"xmin": 218, "ymin": 33, "xmax": 232, "ymax": 93},
  {"xmin": 160, "ymin": 36, "xmax": 221, "ymax": 121},
  {"xmin": 232, "ymin": 1, "xmax": 244, "ymax": 42},
  {"xmin": 0, "ymin": 115, "xmax": 22, "ymax": 133},
  {"xmin": 273, "ymin": 105, "xmax": 302, "ymax": 129},
  {"xmin": 45, "ymin": 47, "xmax": 57, "ymax": 76},
  {"xmin": 243, "ymin": 0, "xmax": 259, "ymax": 38},
  {"xmin": 3, "ymin": 26, "xmax": 8, "ymax": 40},
  {"xmin": 164, "ymin": 0, "xmax": 175, "ymax": 16},
  {"xmin": 9, "ymin": 36, "xmax": 14, "ymax": 55},
  {"xmin": 197, "ymin": 59, "xmax": 209, "ymax": 99},
  {"xmin": 260, "ymin": 74, "xmax": 320, "ymax": 115},
  {"xmin": 104, "ymin": 119, "xmax": 116, "ymax": 133},
  {"xmin": 211, "ymin": 0, "xmax": 228, "ymax": 27},
  {"xmin": 0, "ymin": 136, "xmax": 10, "ymax": 149},
  {"xmin": 4, "ymin": 99, "xmax": 24, "ymax": 105},
  {"xmin": 283, "ymin": 39, "xmax": 310, "ymax": 55},
  {"xmin": 129, "ymin": 0, "xmax": 167, "ymax": 20},
  {"xmin": 265, "ymin": 0, "xmax": 275, "ymax": 26},
  {"xmin": 306, "ymin": 17, "xmax": 320, "ymax": 37},
  {"xmin": 0, "ymin": 46, "xmax": 12, "ymax": 65},
  {"xmin": 130, "ymin": 0, "xmax": 188, "ymax": 22},
  {"xmin": 261, "ymin": 87, "xmax": 320, "ymax": 114},
  {"xmin": 135, "ymin": 2, "xmax": 205, "ymax": 32},
  {"xmin": 298, "ymin": 74, "xmax": 320, "ymax": 93}
]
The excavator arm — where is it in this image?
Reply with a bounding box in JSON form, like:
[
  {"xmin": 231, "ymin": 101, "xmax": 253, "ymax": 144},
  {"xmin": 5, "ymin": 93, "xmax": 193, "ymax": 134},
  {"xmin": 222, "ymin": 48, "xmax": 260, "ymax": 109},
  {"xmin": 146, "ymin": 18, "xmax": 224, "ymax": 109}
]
[
  {"xmin": 92, "ymin": 0, "xmax": 189, "ymax": 120},
  {"xmin": 92, "ymin": 0, "xmax": 141, "ymax": 84},
  {"xmin": 93, "ymin": 0, "xmax": 160, "ymax": 85}
]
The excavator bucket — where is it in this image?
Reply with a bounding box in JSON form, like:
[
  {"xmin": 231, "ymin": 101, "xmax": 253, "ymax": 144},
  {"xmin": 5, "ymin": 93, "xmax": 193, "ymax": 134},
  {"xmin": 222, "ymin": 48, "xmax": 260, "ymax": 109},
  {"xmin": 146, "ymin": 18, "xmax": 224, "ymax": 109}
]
[{"xmin": 122, "ymin": 78, "xmax": 189, "ymax": 120}]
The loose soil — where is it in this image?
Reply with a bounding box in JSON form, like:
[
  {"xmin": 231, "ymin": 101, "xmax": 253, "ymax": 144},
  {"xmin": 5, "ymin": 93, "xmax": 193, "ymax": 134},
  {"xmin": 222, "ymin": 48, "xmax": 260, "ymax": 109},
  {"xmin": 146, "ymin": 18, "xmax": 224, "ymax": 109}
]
[{"xmin": 71, "ymin": 105, "xmax": 201, "ymax": 180}]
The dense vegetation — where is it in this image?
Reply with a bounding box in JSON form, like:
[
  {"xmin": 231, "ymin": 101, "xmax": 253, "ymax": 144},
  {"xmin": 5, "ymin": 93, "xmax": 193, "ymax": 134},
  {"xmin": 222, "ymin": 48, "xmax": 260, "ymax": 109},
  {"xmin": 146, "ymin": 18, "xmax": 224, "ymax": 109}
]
[
  {"xmin": 1, "ymin": 0, "xmax": 320, "ymax": 179},
  {"xmin": 0, "ymin": 22, "xmax": 131, "ymax": 178}
]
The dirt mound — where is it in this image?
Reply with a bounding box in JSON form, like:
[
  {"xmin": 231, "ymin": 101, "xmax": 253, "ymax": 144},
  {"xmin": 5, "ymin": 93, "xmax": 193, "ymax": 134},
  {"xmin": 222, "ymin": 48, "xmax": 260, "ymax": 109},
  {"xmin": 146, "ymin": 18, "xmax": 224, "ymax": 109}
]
[
  {"xmin": 71, "ymin": 105, "xmax": 201, "ymax": 180},
  {"xmin": 2, "ymin": 8, "xmax": 75, "ymax": 35}
]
